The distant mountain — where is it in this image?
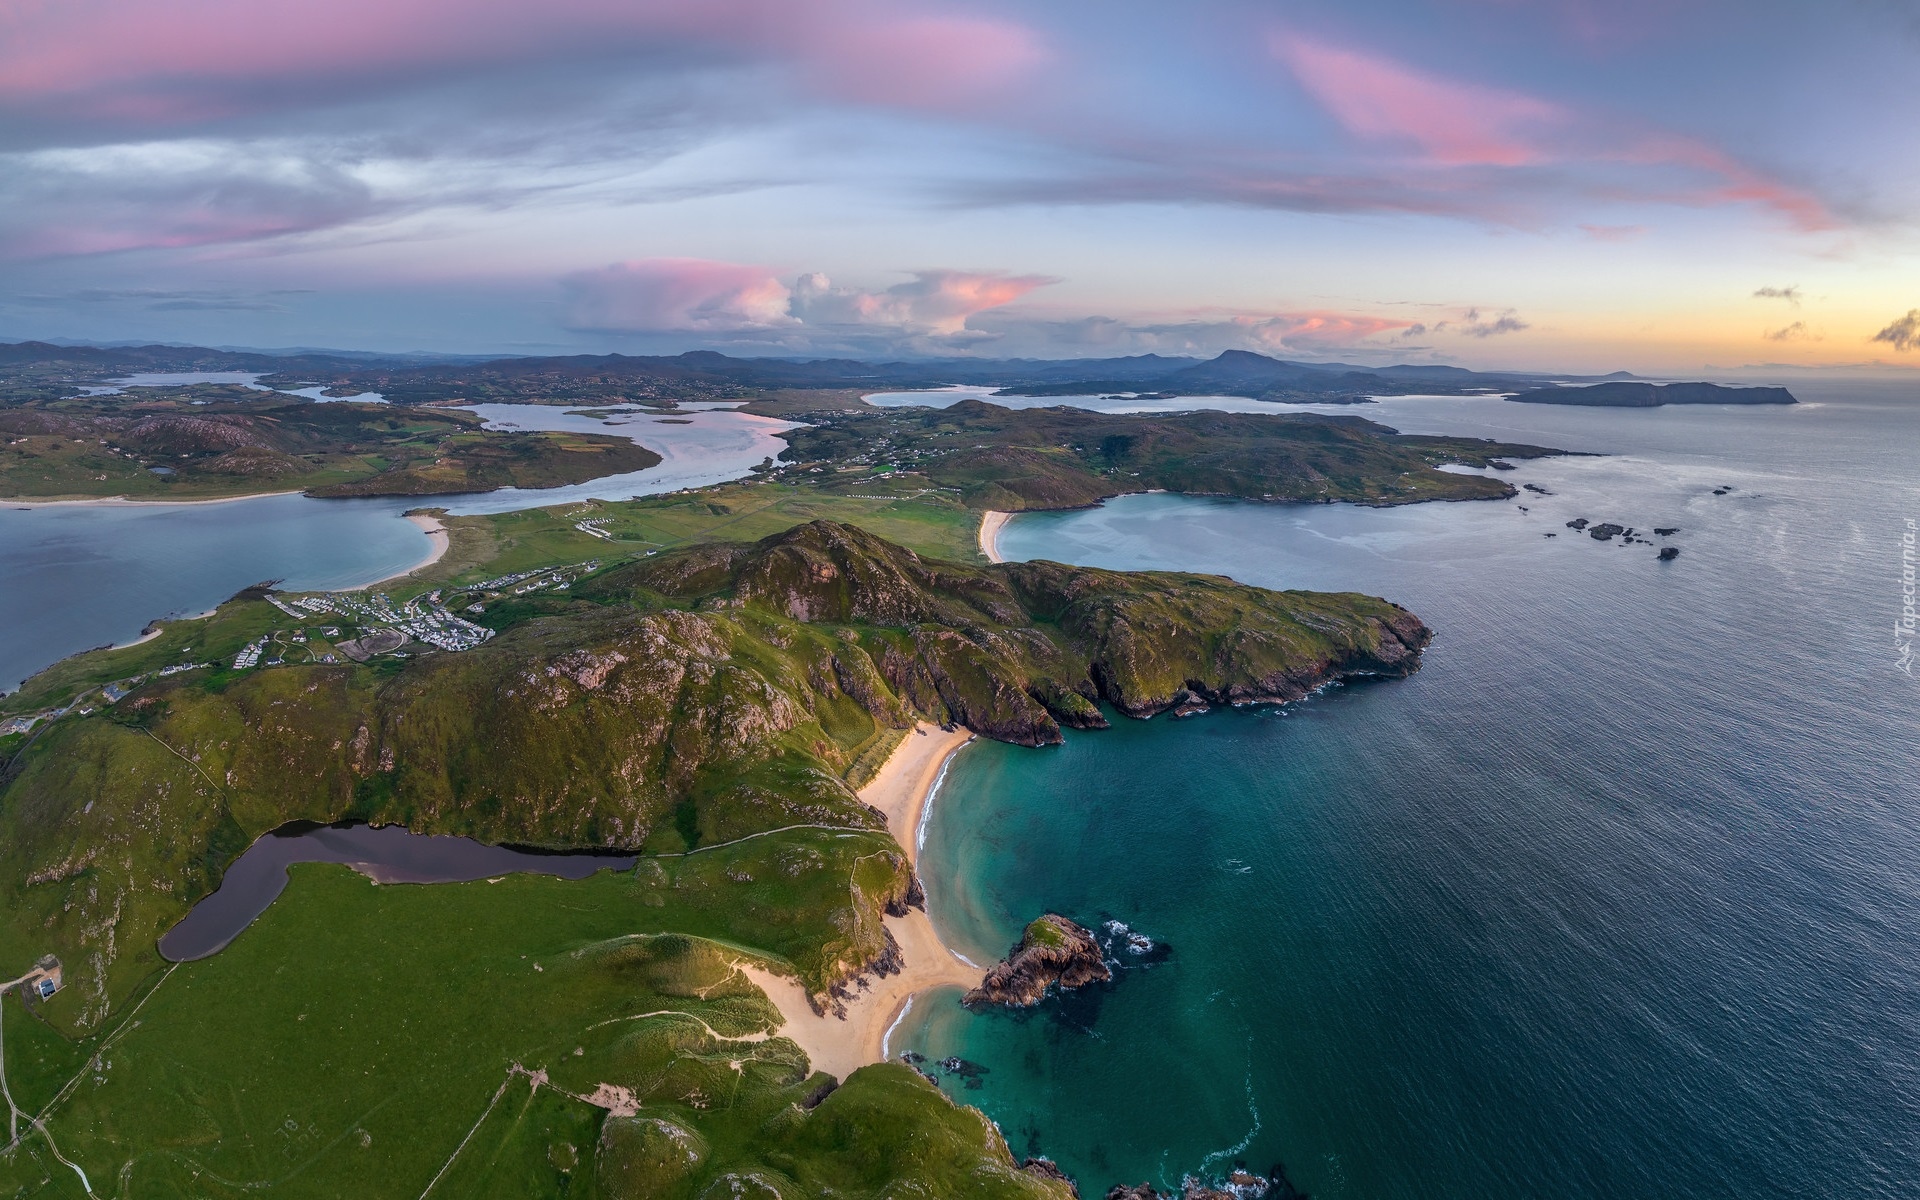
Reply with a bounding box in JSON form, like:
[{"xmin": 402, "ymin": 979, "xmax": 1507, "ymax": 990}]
[
  {"xmin": 0, "ymin": 340, "xmax": 416, "ymax": 374},
  {"xmin": 1, "ymin": 339, "xmax": 1665, "ymax": 406},
  {"xmin": 1508, "ymin": 382, "xmax": 1796, "ymax": 407}
]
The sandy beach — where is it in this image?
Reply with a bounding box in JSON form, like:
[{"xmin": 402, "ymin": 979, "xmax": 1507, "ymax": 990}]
[
  {"xmin": 5, "ymin": 489, "xmax": 302, "ymax": 508},
  {"xmin": 347, "ymin": 512, "xmax": 451, "ymax": 591},
  {"xmin": 737, "ymin": 722, "xmax": 981, "ymax": 1080},
  {"xmin": 978, "ymin": 510, "xmax": 1011, "ymax": 564}
]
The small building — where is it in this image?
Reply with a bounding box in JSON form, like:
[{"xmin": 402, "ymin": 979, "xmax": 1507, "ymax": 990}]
[{"xmin": 22, "ymin": 955, "xmax": 61, "ymax": 1000}]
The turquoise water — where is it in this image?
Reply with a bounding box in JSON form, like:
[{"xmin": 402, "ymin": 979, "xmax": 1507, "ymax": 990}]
[{"xmin": 904, "ymin": 380, "xmax": 1920, "ymax": 1197}]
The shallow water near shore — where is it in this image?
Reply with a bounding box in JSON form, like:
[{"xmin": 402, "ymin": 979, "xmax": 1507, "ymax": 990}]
[{"xmin": 903, "ymin": 379, "xmax": 1920, "ymax": 1197}]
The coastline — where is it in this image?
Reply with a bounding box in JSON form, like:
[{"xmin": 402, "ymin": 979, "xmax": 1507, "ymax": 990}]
[
  {"xmin": 978, "ymin": 510, "xmax": 1011, "ymax": 564},
  {"xmin": 737, "ymin": 722, "xmax": 980, "ymax": 1080},
  {"xmin": 3, "ymin": 488, "xmax": 303, "ymax": 508},
  {"xmin": 347, "ymin": 512, "xmax": 451, "ymax": 591}
]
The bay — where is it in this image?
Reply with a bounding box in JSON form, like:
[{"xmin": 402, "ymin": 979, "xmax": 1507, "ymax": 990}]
[{"xmin": 903, "ymin": 378, "xmax": 1920, "ymax": 1198}]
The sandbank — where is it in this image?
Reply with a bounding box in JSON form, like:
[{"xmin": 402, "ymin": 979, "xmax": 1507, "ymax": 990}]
[
  {"xmin": 3, "ymin": 489, "xmax": 302, "ymax": 508},
  {"xmin": 978, "ymin": 510, "xmax": 1011, "ymax": 563},
  {"xmin": 737, "ymin": 722, "xmax": 980, "ymax": 1080}
]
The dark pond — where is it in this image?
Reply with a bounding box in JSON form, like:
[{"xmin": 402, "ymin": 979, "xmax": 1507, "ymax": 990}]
[{"xmin": 157, "ymin": 822, "xmax": 636, "ymax": 961}]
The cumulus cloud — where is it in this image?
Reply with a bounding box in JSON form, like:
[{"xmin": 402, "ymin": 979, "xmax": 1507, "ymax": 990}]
[
  {"xmin": 1763, "ymin": 321, "xmax": 1814, "ymax": 342},
  {"xmin": 1872, "ymin": 309, "xmax": 1920, "ymax": 352},
  {"xmin": 789, "ymin": 270, "xmax": 1055, "ymax": 337},
  {"xmin": 1753, "ymin": 285, "xmax": 1801, "ymax": 304},
  {"xmin": 561, "ymin": 259, "xmax": 795, "ymax": 334},
  {"xmin": 559, "ymin": 261, "xmax": 1054, "ymax": 348}
]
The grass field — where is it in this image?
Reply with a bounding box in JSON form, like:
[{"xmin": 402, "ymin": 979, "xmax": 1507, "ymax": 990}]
[
  {"xmin": 410, "ymin": 480, "xmax": 984, "ymax": 596},
  {"xmin": 0, "ymin": 836, "xmax": 1065, "ymax": 1198}
]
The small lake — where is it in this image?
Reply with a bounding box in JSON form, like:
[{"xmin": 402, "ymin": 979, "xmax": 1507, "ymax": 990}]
[{"xmin": 157, "ymin": 823, "xmax": 636, "ymax": 961}]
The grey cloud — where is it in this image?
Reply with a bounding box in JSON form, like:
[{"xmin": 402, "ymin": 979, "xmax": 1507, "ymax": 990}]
[
  {"xmin": 1753, "ymin": 285, "xmax": 1801, "ymax": 304},
  {"xmin": 1871, "ymin": 309, "xmax": 1920, "ymax": 351},
  {"xmin": 1459, "ymin": 309, "xmax": 1530, "ymax": 338},
  {"xmin": 1763, "ymin": 321, "xmax": 1813, "ymax": 342}
]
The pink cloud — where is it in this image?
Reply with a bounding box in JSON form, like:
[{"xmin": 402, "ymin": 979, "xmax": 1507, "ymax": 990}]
[
  {"xmin": 561, "ymin": 259, "xmax": 794, "ymax": 333},
  {"xmin": 1229, "ymin": 311, "xmax": 1415, "ymax": 352},
  {"xmin": 791, "ymin": 269, "xmax": 1055, "ymax": 334},
  {"xmin": 1271, "ymin": 33, "xmax": 1832, "ymax": 231},
  {"xmin": 560, "ymin": 261, "xmax": 1051, "ymax": 339},
  {"xmin": 804, "ymin": 16, "xmax": 1047, "ymax": 110},
  {"xmin": 1272, "ymin": 34, "xmax": 1563, "ymax": 167},
  {"xmin": 1619, "ymin": 134, "xmax": 1834, "ymax": 233},
  {"xmin": 0, "ymin": 1, "xmax": 1046, "ymax": 126}
]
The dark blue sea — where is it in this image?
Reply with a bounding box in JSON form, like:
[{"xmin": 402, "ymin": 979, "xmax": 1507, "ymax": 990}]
[{"xmin": 901, "ymin": 380, "xmax": 1920, "ymax": 1198}]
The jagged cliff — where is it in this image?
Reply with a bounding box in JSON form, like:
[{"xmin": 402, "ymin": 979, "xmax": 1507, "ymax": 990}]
[{"xmin": 592, "ymin": 519, "xmax": 1432, "ymax": 747}]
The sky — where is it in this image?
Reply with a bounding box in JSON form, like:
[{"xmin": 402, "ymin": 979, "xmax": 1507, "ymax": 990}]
[{"xmin": 3, "ymin": 0, "xmax": 1919, "ymax": 371}]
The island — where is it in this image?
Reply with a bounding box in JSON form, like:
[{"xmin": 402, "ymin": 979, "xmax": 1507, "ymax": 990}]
[{"xmin": 1506, "ymin": 381, "xmax": 1797, "ymax": 406}]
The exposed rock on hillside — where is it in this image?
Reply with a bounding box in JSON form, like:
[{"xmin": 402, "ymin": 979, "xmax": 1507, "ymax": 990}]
[
  {"xmin": 600, "ymin": 520, "xmax": 1433, "ymax": 745},
  {"xmin": 3, "ymin": 521, "xmax": 1429, "ymax": 1024},
  {"xmin": 963, "ymin": 914, "xmax": 1111, "ymax": 1008}
]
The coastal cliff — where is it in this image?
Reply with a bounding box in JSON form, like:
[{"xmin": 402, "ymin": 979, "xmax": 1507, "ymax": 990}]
[
  {"xmin": 2, "ymin": 521, "xmax": 1431, "ymax": 1028},
  {"xmin": 963, "ymin": 915, "xmax": 1112, "ymax": 1008}
]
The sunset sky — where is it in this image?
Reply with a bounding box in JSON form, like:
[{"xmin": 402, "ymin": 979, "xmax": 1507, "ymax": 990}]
[{"xmin": 4, "ymin": 0, "xmax": 1918, "ymax": 370}]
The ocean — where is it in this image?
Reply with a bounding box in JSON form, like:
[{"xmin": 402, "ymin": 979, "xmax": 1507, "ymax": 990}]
[{"xmin": 900, "ymin": 379, "xmax": 1920, "ymax": 1198}]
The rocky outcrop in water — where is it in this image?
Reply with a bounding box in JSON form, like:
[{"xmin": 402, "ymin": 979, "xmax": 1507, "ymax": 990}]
[
  {"xmin": 963, "ymin": 914, "xmax": 1111, "ymax": 1008},
  {"xmin": 1023, "ymin": 1158, "xmax": 1080, "ymax": 1196},
  {"xmin": 1105, "ymin": 1168, "xmax": 1307, "ymax": 1200}
]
